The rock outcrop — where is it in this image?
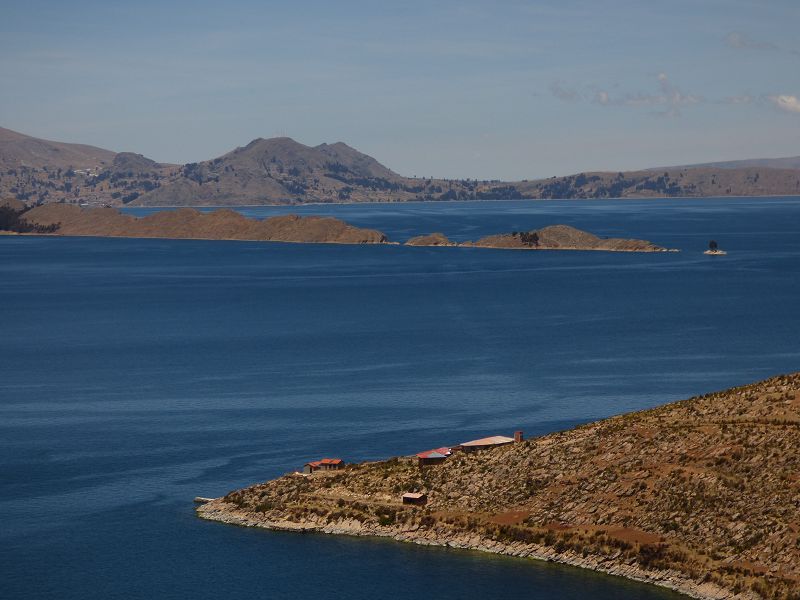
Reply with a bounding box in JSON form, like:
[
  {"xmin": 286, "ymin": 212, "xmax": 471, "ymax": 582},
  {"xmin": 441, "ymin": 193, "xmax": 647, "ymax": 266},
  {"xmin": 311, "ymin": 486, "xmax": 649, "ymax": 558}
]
[{"xmin": 405, "ymin": 232, "xmax": 456, "ymax": 246}]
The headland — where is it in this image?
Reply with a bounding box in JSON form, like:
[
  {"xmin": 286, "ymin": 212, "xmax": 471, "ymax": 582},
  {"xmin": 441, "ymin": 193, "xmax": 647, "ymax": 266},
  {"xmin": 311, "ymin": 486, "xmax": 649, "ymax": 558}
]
[{"xmin": 198, "ymin": 374, "xmax": 800, "ymax": 599}]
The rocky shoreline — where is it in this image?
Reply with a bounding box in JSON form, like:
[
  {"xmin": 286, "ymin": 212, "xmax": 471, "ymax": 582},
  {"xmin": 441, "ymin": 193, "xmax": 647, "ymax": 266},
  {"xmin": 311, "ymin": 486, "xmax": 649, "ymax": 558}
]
[
  {"xmin": 195, "ymin": 374, "xmax": 800, "ymax": 600},
  {"xmin": 197, "ymin": 498, "xmax": 747, "ymax": 599}
]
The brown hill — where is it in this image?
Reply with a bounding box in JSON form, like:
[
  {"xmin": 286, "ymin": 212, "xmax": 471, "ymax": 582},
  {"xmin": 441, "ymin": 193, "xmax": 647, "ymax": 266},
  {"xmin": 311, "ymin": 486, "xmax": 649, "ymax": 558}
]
[
  {"xmin": 109, "ymin": 152, "xmax": 165, "ymax": 175},
  {"xmin": 130, "ymin": 137, "xmax": 415, "ymax": 206},
  {"xmin": 198, "ymin": 373, "xmax": 800, "ymax": 599},
  {"xmin": 516, "ymin": 167, "xmax": 800, "ymax": 199},
  {"xmin": 0, "ymin": 197, "xmax": 26, "ymax": 211},
  {"xmin": 465, "ymin": 224, "xmax": 667, "ymax": 252},
  {"xmin": 657, "ymin": 156, "xmax": 800, "ymax": 171},
  {"xmin": 20, "ymin": 204, "xmax": 388, "ymax": 244},
  {"xmin": 0, "ymin": 126, "xmax": 116, "ymax": 170},
  {"xmin": 405, "ymin": 232, "xmax": 456, "ymax": 246}
]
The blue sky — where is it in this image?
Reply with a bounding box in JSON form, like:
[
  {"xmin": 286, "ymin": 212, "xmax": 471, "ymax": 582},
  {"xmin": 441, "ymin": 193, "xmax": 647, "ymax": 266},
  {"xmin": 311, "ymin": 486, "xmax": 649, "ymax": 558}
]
[{"xmin": 1, "ymin": 0, "xmax": 798, "ymax": 179}]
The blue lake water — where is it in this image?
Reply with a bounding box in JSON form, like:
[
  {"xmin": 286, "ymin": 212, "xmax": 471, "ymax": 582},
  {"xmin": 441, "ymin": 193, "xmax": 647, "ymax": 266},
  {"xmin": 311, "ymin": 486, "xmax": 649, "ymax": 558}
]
[{"xmin": 3, "ymin": 197, "xmax": 800, "ymax": 599}]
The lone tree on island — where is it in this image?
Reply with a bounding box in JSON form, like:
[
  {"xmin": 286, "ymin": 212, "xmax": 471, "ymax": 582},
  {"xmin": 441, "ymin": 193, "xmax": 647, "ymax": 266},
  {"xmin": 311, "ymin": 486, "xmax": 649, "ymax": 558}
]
[{"xmin": 709, "ymin": 240, "xmax": 718, "ymax": 251}]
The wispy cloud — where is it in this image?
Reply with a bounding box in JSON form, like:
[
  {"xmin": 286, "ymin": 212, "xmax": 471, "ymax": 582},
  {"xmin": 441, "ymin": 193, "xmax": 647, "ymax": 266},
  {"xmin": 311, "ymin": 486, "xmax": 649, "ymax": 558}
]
[
  {"xmin": 767, "ymin": 95, "xmax": 800, "ymax": 114},
  {"xmin": 725, "ymin": 31, "xmax": 778, "ymax": 51},
  {"xmin": 587, "ymin": 73, "xmax": 703, "ymax": 117},
  {"xmin": 553, "ymin": 74, "xmax": 800, "ymax": 119},
  {"xmin": 720, "ymin": 94, "xmax": 755, "ymax": 105},
  {"xmin": 725, "ymin": 31, "xmax": 799, "ymax": 55}
]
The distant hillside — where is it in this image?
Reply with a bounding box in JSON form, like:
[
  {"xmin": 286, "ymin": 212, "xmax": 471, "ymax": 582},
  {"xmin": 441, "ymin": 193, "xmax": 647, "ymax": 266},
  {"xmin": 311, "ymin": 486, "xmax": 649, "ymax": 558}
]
[
  {"xmin": 128, "ymin": 140, "xmax": 800, "ymax": 205},
  {"xmin": 0, "ymin": 126, "xmax": 115, "ymax": 170},
  {"xmin": 655, "ymin": 156, "xmax": 800, "ymax": 171},
  {"xmin": 515, "ymin": 167, "xmax": 800, "ymax": 199},
  {"xmin": 131, "ymin": 137, "xmax": 415, "ymax": 206},
  {"xmin": 109, "ymin": 152, "xmax": 165, "ymax": 175},
  {"xmin": 2, "ymin": 125, "xmax": 800, "ymax": 206},
  {"xmin": 0, "ymin": 126, "xmax": 177, "ymax": 206}
]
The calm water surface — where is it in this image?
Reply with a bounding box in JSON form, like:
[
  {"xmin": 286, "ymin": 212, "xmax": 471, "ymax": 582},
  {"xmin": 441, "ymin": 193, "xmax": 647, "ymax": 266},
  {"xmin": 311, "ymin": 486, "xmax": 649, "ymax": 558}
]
[{"xmin": 3, "ymin": 198, "xmax": 800, "ymax": 599}]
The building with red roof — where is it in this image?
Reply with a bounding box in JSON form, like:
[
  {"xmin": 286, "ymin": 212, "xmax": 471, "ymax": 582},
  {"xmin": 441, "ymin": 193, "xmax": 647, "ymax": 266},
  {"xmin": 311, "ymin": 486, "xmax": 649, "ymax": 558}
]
[
  {"xmin": 303, "ymin": 457, "xmax": 344, "ymax": 474},
  {"xmin": 415, "ymin": 447, "xmax": 452, "ymax": 467}
]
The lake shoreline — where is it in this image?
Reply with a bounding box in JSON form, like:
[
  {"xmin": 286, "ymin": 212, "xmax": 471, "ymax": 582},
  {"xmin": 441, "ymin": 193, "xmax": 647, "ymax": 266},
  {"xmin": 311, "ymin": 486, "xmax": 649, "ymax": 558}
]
[
  {"xmin": 5, "ymin": 231, "xmax": 677, "ymax": 252},
  {"xmin": 196, "ymin": 373, "xmax": 800, "ymax": 600},
  {"xmin": 196, "ymin": 499, "xmax": 742, "ymax": 600}
]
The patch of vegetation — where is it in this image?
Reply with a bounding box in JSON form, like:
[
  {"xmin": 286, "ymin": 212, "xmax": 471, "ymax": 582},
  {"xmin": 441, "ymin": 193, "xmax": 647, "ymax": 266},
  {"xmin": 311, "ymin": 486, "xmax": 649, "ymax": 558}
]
[{"xmin": 0, "ymin": 205, "xmax": 59, "ymax": 233}]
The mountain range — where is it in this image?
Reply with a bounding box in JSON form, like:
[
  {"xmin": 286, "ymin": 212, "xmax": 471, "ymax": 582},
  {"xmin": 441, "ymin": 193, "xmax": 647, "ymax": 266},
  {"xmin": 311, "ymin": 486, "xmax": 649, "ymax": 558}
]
[{"xmin": 2, "ymin": 126, "xmax": 799, "ymax": 206}]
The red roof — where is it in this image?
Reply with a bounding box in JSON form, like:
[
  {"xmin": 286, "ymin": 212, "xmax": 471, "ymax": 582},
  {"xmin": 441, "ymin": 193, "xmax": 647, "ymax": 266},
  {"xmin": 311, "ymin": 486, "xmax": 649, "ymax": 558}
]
[
  {"xmin": 416, "ymin": 447, "xmax": 452, "ymax": 459},
  {"xmin": 306, "ymin": 458, "xmax": 343, "ymax": 467}
]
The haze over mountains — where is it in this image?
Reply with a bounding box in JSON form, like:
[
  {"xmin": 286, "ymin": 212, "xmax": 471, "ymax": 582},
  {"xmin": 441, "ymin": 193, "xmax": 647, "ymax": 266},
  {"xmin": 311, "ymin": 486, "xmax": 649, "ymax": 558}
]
[{"xmin": 2, "ymin": 126, "xmax": 799, "ymax": 207}]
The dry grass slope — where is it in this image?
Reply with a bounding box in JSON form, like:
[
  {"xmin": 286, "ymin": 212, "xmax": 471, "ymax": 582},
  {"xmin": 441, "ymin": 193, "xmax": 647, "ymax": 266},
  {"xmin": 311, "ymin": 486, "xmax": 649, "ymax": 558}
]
[
  {"xmin": 21, "ymin": 204, "xmax": 389, "ymax": 244},
  {"xmin": 15, "ymin": 205, "xmax": 667, "ymax": 252},
  {"xmin": 199, "ymin": 373, "xmax": 800, "ymax": 600}
]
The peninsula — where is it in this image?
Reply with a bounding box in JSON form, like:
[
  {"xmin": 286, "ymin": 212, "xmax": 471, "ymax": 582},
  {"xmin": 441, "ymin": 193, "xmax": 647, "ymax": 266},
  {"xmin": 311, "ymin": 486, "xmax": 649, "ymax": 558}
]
[
  {"xmin": 3, "ymin": 202, "xmax": 670, "ymax": 252},
  {"xmin": 14, "ymin": 203, "xmax": 389, "ymax": 245},
  {"xmin": 197, "ymin": 373, "xmax": 800, "ymax": 599}
]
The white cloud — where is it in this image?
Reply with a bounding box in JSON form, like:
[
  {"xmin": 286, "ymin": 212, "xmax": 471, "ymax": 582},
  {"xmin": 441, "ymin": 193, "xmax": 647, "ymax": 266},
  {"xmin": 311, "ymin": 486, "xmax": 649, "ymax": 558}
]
[{"xmin": 767, "ymin": 95, "xmax": 800, "ymax": 114}]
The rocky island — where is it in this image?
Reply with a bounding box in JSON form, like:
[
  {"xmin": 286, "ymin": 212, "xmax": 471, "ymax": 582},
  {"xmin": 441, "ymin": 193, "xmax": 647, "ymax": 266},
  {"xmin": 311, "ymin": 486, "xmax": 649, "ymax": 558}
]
[
  {"xmin": 198, "ymin": 373, "xmax": 800, "ymax": 599},
  {"xmin": 409, "ymin": 224, "xmax": 670, "ymax": 252},
  {"xmin": 2, "ymin": 201, "xmax": 670, "ymax": 252}
]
